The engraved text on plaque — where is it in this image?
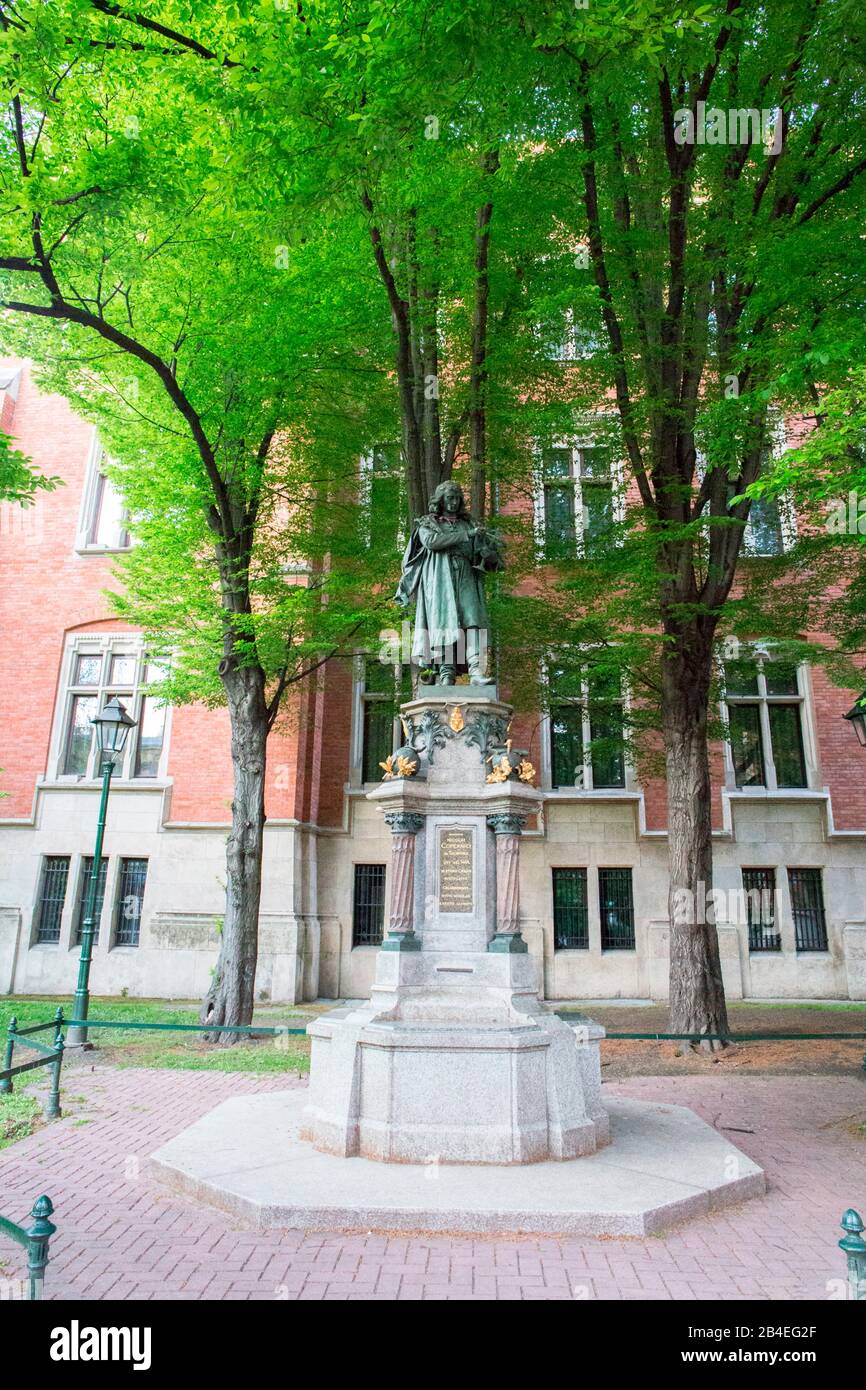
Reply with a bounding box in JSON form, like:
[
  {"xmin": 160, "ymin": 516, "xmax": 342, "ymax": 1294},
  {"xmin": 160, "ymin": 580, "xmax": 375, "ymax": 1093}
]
[{"xmin": 438, "ymin": 828, "xmax": 474, "ymax": 914}]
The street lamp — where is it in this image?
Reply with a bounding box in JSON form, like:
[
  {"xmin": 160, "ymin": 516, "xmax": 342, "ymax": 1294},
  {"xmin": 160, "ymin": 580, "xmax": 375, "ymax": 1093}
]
[
  {"xmin": 67, "ymin": 697, "xmax": 137, "ymax": 1047},
  {"xmin": 844, "ymin": 691, "xmax": 866, "ymax": 749}
]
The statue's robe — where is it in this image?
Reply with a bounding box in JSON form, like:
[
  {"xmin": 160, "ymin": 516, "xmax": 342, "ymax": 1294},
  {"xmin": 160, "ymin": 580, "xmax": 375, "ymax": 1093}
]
[{"xmin": 396, "ymin": 516, "xmax": 489, "ymax": 664}]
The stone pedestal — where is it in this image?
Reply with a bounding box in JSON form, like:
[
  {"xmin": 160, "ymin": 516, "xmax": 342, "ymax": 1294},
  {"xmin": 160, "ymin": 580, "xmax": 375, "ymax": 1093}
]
[{"xmin": 304, "ymin": 687, "xmax": 609, "ymax": 1164}]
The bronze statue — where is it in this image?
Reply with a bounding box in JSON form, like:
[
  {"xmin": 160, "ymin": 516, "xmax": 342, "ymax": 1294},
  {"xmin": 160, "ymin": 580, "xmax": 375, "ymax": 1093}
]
[{"xmin": 395, "ymin": 480, "xmax": 504, "ymax": 685}]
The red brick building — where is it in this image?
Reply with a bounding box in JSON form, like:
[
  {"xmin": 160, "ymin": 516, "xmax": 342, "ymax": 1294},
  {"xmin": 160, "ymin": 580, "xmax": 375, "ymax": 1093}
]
[{"xmin": 1, "ymin": 358, "xmax": 865, "ymax": 1004}]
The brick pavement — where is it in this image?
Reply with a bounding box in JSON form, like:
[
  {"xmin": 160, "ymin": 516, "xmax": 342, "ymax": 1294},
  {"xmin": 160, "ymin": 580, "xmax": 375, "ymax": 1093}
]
[{"xmin": 0, "ymin": 1068, "xmax": 863, "ymax": 1301}]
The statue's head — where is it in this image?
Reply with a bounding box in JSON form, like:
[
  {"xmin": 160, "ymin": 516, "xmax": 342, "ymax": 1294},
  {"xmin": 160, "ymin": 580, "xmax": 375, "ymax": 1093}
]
[{"xmin": 429, "ymin": 480, "xmax": 470, "ymax": 520}]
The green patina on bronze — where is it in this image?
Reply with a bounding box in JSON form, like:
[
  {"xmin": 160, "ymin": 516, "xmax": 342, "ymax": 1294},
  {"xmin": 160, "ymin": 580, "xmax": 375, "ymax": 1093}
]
[{"xmin": 395, "ymin": 480, "xmax": 504, "ymax": 683}]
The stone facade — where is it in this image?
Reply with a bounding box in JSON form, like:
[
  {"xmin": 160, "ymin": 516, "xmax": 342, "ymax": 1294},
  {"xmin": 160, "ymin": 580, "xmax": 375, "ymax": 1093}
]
[{"xmin": 2, "ymin": 358, "xmax": 866, "ymax": 1005}]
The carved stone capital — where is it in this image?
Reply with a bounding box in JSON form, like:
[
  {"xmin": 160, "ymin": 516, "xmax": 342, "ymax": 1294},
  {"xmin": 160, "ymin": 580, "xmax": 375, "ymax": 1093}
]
[
  {"xmin": 486, "ymin": 812, "xmax": 526, "ymax": 837},
  {"xmin": 384, "ymin": 811, "xmax": 426, "ymax": 836}
]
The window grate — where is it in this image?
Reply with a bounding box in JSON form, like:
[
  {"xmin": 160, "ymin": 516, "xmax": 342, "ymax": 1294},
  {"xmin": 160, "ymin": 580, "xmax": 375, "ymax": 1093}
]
[
  {"xmin": 75, "ymin": 856, "xmax": 108, "ymax": 945},
  {"xmin": 599, "ymin": 868, "xmax": 635, "ymax": 950},
  {"xmin": 114, "ymin": 858, "xmax": 148, "ymax": 947},
  {"xmin": 35, "ymin": 857, "xmax": 70, "ymax": 944},
  {"xmin": 788, "ymin": 868, "xmax": 828, "ymax": 952},
  {"xmin": 352, "ymin": 863, "xmax": 386, "ymax": 947},
  {"xmin": 743, "ymin": 867, "xmax": 780, "ymax": 952},
  {"xmin": 552, "ymin": 868, "xmax": 589, "ymax": 950}
]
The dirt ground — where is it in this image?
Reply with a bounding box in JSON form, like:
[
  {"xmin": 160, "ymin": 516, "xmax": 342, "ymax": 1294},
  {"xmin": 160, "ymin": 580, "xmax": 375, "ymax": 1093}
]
[{"xmin": 577, "ymin": 1002, "xmax": 866, "ymax": 1079}]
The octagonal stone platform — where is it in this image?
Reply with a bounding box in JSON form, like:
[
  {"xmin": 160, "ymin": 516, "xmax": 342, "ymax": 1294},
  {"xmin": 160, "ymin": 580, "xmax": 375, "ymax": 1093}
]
[{"xmin": 148, "ymin": 1089, "xmax": 765, "ymax": 1237}]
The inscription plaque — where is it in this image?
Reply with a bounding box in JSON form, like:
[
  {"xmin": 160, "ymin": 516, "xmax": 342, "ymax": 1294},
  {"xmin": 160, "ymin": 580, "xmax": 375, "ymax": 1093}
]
[{"xmin": 438, "ymin": 828, "xmax": 474, "ymax": 914}]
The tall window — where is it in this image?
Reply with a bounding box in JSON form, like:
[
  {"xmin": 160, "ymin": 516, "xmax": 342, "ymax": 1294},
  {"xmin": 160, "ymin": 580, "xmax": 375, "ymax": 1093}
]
[
  {"xmin": 113, "ymin": 858, "xmax": 148, "ymax": 947},
  {"xmin": 720, "ymin": 434, "xmax": 793, "ymax": 559},
  {"xmin": 352, "ymin": 863, "xmax": 386, "ymax": 947},
  {"xmin": 34, "ymin": 857, "xmax": 70, "ymax": 944},
  {"xmin": 724, "ymin": 657, "xmax": 808, "ymax": 790},
  {"xmin": 599, "ymin": 868, "xmax": 635, "ymax": 950},
  {"xmin": 788, "ymin": 868, "xmax": 828, "ymax": 952},
  {"xmin": 742, "ymin": 867, "xmax": 780, "ymax": 952},
  {"xmin": 541, "ymin": 307, "xmax": 601, "ymax": 361},
  {"xmin": 548, "ymin": 665, "xmax": 626, "ymax": 790},
  {"xmin": 542, "ymin": 447, "xmax": 576, "ymax": 555},
  {"xmin": 75, "ymin": 856, "xmax": 109, "ymax": 946},
  {"xmin": 59, "ymin": 645, "xmax": 167, "ymax": 780},
  {"xmin": 80, "ymin": 444, "xmax": 131, "ymax": 552},
  {"xmin": 743, "ymin": 496, "xmax": 785, "ymax": 556},
  {"xmin": 88, "ymin": 466, "xmax": 130, "ymax": 548},
  {"xmin": 552, "ymin": 868, "xmax": 589, "ymax": 950},
  {"xmin": 540, "ymin": 443, "xmax": 616, "ymax": 558},
  {"xmin": 360, "ymin": 659, "xmax": 411, "ymax": 784},
  {"xmin": 580, "ymin": 447, "xmax": 615, "ymax": 553},
  {"xmin": 361, "ymin": 445, "xmax": 405, "ymax": 547},
  {"xmin": 135, "ymin": 695, "xmax": 167, "ymax": 777}
]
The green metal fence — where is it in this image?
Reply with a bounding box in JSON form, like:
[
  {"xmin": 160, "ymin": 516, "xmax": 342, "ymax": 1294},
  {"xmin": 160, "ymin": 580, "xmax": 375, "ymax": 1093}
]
[
  {"xmin": 62, "ymin": 1017, "xmax": 308, "ymax": 1037},
  {"xmin": 0, "ymin": 1009, "xmax": 65, "ymax": 1118},
  {"xmin": 840, "ymin": 1210, "xmax": 866, "ymax": 1300},
  {"xmin": 0, "ymin": 1195, "xmax": 56, "ymax": 1300}
]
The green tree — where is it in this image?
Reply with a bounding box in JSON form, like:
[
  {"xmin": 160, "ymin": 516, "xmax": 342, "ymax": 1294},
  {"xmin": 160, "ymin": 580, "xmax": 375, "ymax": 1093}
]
[
  {"xmin": 0, "ymin": 4, "xmax": 390, "ymax": 1037},
  {"xmin": 0, "ymin": 430, "xmax": 57, "ymax": 503},
  {"xmin": 509, "ymin": 0, "xmax": 866, "ymax": 1036}
]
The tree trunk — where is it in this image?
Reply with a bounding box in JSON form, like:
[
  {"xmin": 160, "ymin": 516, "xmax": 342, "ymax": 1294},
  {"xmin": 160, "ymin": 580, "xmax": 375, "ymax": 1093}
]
[
  {"xmin": 200, "ymin": 663, "xmax": 269, "ymax": 1043},
  {"xmin": 661, "ymin": 623, "xmax": 730, "ymax": 1046}
]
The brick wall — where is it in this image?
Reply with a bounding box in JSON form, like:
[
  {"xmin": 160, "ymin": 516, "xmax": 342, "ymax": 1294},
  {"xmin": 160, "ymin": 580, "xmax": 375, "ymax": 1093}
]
[{"xmin": 2, "ymin": 360, "xmax": 865, "ymax": 837}]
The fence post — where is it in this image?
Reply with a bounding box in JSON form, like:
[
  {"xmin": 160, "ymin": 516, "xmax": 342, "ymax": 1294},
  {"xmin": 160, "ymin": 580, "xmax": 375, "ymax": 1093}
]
[
  {"xmin": 25, "ymin": 1195, "xmax": 56, "ymax": 1301},
  {"xmin": 46, "ymin": 1026, "xmax": 64, "ymax": 1121},
  {"xmin": 0, "ymin": 1016, "xmax": 16, "ymax": 1096},
  {"xmin": 839, "ymin": 1209, "xmax": 866, "ymax": 1301}
]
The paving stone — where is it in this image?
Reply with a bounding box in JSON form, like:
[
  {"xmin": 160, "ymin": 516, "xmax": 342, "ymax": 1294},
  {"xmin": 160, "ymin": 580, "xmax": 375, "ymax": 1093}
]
[{"xmin": 0, "ymin": 1066, "xmax": 862, "ymax": 1301}]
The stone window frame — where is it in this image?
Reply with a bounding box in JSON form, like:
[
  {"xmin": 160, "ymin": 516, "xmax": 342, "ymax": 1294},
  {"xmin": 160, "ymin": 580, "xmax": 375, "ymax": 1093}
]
[
  {"xmin": 532, "ymin": 431, "xmax": 625, "ymax": 561},
  {"xmin": 111, "ymin": 856, "xmax": 150, "ymax": 949},
  {"xmin": 719, "ymin": 647, "xmax": 819, "ymax": 794},
  {"xmin": 351, "ymin": 861, "xmax": 387, "ymax": 948},
  {"xmin": 75, "ymin": 431, "xmax": 133, "ymax": 555},
  {"xmin": 539, "ymin": 653, "xmax": 634, "ymax": 795},
  {"xmin": 30, "ymin": 854, "xmax": 70, "ymax": 947},
  {"xmin": 48, "ymin": 633, "xmax": 171, "ymax": 786}
]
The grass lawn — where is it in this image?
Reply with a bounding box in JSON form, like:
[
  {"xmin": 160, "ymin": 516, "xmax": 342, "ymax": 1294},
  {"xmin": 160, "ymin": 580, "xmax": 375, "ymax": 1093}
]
[
  {"xmin": 0, "ymin": 995, "xmax": 314, "ymax": 1076},
  {"xmin": 0, "ymin": 1091, "xmax": 42, "ymax": 1150}
]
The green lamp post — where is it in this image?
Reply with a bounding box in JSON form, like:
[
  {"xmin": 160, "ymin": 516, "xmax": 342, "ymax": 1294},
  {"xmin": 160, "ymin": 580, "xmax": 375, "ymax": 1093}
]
[
  {"xmin": 66, "ymin": 697, "xmax": 137, "ymax": 1048},
  {"xmin": 844, "ymin": 691, "xmax": 866, "ymax": 748}
]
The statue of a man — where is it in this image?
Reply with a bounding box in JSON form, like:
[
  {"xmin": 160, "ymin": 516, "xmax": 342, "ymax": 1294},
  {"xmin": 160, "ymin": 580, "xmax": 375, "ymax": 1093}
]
[{"xmin": 395, "ymin": 480, "xmax": 505, "ymax": 685}]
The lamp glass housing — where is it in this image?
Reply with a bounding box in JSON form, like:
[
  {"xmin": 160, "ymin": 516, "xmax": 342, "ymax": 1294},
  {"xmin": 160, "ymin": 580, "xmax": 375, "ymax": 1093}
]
[
  {"xmin": 844, "ymin": 693, "xmax": 866, "ymax": 748},
  {"xmin": 93, "ymin": 696, "xmax": 137, "ymax": 760}
]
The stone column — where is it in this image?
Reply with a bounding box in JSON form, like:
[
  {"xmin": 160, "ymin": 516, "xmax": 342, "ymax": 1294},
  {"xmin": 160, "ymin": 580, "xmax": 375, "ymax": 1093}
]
[
  {"xmin": 381, "ymin": 812, "xmax": 425, "ymax": 952},
  {"xmin": 487, "ymin": 812, "xmax": 528, "ymax": 953}
]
